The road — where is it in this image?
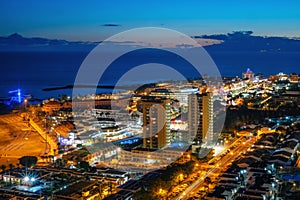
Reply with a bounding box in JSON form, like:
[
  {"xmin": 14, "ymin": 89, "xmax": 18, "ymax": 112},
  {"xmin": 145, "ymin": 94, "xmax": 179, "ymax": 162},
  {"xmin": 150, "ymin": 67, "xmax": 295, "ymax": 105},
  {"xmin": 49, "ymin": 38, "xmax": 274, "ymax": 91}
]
[
  {"xmin": 207, "ymin": 137, "xmax": 241, "ymax": 165},
  {"xmin": 29, "ymin": 119, "xmax": 57, "ymax": 155},
  {"xmin": 176, "ymin": 137, "xmax": 256, "ymax": 200}
]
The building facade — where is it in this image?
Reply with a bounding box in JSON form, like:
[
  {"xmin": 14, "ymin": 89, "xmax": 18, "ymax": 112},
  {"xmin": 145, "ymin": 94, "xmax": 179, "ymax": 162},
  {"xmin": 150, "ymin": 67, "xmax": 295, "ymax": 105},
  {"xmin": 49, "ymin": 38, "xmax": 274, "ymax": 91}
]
[
  {"xmin": 142, "ymin": 97, "xmax": 171, "ymax": 149},
  {"xmin": 188, "ymin": 93, "xmax": 214, "ymax": 144},
  {"xmin": 242, "ymin": 68, "xmax": 255, "ymax": 80}
]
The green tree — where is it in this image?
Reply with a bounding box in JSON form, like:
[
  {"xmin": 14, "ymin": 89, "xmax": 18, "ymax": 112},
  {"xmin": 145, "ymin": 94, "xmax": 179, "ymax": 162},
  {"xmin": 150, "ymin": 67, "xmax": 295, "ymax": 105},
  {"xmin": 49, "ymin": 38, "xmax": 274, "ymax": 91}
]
[
  {"xmin": 0, "ymin": 165, "xmax": 6, "ymax": 181},
  {"xmin": 204, "ymin": 177, "xmax": 212, "ymax": 192},
  {"xmin": 0, "ymin": 165, "xmax": 6, "ymax": 172},
  {"xmin": 204, "ymin": 177, "xmax": 211, "ymax": 184},
  {"xmin": 8, "ymin": 163, "xmax": 14, "ymax": 170},
  {"xmin": 48, "ymin": 155, "xmax": 54, "ymax": 163},
  {"xmin": 19, "ymin": 156, "xmax": 38, "ymax": 168},
  {"xmin": 79, "ymin": 161, "xmax": 91, "ymax": 171}
]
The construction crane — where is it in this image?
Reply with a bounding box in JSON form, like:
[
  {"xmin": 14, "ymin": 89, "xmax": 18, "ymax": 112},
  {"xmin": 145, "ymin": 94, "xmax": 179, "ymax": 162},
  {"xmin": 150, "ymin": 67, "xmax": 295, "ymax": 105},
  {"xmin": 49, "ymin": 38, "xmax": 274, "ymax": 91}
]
[{"xmin": 8, "ymin": 88, "xmax": 22, "ymax": 103}]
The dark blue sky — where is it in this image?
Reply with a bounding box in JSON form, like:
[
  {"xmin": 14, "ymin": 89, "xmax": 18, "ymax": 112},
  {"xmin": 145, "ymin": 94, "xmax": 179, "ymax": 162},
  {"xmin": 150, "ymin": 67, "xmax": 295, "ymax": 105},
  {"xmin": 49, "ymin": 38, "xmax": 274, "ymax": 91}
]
[{"xmin": 1, "ymin": 0, "xmax": 300, "ymax": 41}]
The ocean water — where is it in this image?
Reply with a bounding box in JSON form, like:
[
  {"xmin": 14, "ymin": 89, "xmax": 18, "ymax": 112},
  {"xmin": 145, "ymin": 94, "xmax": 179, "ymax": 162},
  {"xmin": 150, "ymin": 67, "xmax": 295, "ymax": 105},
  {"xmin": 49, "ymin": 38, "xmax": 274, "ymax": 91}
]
[{"xmin": 0, "ymin": 49, "xmax": 299, "ymax": 99}]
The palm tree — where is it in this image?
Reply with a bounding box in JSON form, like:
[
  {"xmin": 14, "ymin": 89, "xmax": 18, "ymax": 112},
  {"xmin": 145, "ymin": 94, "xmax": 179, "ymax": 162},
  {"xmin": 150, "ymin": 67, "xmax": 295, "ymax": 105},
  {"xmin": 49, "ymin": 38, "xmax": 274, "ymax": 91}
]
[
  {"xmin": 1, "ymin": 165, "xmax": 6, "ymax": 181},
  {"xmin": 48, "ymin": 155, "xmax": 54, "ymax": 163},
  {"xmin": 8, "ymin": 164, "xmax": 14, "ymax": 171},
  {"xmin": 0, "ymin": 165, "xmax": 6, "ymax": 172},
  {"xmin": 40, "ymin": 155, "xmax": 45, "ymax": 162},
  {"xmin": 7, "ymin": 164, "xmax": 14, "ymax": 184},
  {"xmin": 204, "ymin": 177, "xmax": 212, "ymax": 192},
  {"xmin": 75, "ymin": 156, "xmax": 82, "ymax": 166},
  {"xmin": 108, "ymin": 182, "xmax": 113, "ymax": 194},
  {"xmin": 44, "ymin": 155, "xmax": 49, "ymax": 163},
  {"xmin": 97, "ymin": 180, "xmax": 104, "ymax": 199}
]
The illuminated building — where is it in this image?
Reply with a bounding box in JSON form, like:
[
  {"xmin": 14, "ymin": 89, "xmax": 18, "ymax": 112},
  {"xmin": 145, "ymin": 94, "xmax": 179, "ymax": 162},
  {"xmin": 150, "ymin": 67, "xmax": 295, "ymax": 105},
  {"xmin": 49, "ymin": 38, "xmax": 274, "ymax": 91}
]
[
  {"xmin": 142, "ymin": 97, "xmax": 171, "ymax": 149},
  {"xmin": 268, "ymin": 75, "xmax": 279, "ymax": 82},
  {"xmin": 149, "ymin": 89, "xmax": 172, "ymax": 99},
  {"xmin": 188, "ymin": 93, "xmax": 214, "ymax": 144},
  {"xmin": 242, "ymin": 68, "xmax": 255, "ymax": 80},
  {"xmin": 42, "ymin": 100, "xmax": 61, "ymax": 114},
  {"xmin": 149, "ymin": 86, "xmax": 199, "ymax": 105},
  {"xmin": 289, "ymin": 73, "xmax": 299, "ymax": 83},
  {"xmin": 278, "ymin": 71, "xmax": 288, "ymax": 81}
]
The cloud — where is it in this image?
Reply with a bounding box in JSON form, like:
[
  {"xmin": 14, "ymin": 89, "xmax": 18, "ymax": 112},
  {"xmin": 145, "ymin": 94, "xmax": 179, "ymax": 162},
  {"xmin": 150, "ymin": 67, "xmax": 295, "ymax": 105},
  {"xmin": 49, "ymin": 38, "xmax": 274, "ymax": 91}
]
[{"xmin": 102, "ymin": 24, "xmax": 121, "ymax": 27}]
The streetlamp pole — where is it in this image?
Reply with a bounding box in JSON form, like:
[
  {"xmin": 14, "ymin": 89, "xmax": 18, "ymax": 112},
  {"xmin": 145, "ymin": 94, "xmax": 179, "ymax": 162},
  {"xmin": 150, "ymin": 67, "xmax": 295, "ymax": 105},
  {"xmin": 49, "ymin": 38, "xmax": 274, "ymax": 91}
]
[
  {"xmin": 44, "ymin": 118, "xmax": 48, "ymax": 154},
  {"xmin": 24, "ymin": 99, "xmax": 28, "ymax": 110}
]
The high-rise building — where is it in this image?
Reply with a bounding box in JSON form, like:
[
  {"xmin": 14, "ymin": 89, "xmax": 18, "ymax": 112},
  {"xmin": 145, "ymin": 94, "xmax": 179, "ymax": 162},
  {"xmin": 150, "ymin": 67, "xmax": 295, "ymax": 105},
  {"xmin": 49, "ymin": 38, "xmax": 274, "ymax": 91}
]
[
  {"xmin": 188, "ymin": 93, "xmax": 214, "ymax": 144},
  {"xmin": 142, "ymin": 97, "xmax": 171, "ymax": 149}
]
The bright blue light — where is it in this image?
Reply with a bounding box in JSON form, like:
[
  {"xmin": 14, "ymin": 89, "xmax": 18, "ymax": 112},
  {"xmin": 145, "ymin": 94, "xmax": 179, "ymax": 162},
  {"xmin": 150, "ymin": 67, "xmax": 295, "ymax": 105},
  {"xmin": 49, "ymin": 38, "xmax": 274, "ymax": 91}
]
[
  {"xmin": 8, "ymin": 88, "xmax": 22, "ymax": 103},
  {"xmin": 18, "ymin": 88, "xmax": 21, "ymax": 103}
]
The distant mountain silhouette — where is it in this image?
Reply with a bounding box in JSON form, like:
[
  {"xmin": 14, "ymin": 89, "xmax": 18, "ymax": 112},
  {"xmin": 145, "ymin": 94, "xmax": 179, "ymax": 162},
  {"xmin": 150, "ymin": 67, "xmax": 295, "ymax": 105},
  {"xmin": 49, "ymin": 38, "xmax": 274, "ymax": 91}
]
[
  {"xmin": 0, "ymin": 33, "xmax": 70, "ymax": 45},
  {"xmin": 194, "ymin": 31, "xmax": 300, "ymax": 52},
  {"xmin": 1, "ymin": 31, "xmax": 300, "ymax": 53},
  {"xmin": 0, "ymin": 33, "xmax": 96, "ymax": 51}
]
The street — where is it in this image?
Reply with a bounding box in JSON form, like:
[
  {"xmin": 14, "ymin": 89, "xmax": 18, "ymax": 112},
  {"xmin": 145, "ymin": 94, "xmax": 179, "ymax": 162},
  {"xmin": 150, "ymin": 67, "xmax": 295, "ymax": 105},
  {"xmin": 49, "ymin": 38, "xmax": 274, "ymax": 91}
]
[{"xmin": 176, "ymin": 137, "xmax": 256, "ymax": 200}]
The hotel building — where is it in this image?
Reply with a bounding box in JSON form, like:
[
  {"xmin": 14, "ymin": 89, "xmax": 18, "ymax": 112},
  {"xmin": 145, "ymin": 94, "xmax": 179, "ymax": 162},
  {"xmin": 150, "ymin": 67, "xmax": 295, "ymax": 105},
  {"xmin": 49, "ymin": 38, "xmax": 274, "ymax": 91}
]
[
  {"xmin": 141, "ymin": 97, "xmax": 171, "ymax": 149},
  {"xmin": 188, "ymin": 93, "xmax": 214, "ymax": 144}
]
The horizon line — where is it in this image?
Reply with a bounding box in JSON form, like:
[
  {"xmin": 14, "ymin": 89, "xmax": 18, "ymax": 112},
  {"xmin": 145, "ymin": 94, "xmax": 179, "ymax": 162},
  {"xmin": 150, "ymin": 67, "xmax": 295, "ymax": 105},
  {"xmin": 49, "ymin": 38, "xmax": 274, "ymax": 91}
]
[{"xmin": 1, "ymin": 30, "xmax": 300, "ymax": 43}]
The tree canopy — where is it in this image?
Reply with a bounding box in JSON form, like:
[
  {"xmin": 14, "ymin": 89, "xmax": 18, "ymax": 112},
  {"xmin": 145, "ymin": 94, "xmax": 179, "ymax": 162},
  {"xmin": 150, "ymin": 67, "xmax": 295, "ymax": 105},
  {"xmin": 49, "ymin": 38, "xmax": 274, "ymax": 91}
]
[{"xmin": 19, "ymin": 156, "xmax": 38, "ymax": 168}]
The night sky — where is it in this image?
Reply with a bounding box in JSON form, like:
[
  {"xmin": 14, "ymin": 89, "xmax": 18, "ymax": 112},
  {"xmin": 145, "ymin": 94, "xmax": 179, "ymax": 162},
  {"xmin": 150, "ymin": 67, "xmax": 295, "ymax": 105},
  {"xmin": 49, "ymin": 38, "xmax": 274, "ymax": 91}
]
[{"xmin": 1, "ymin": 0, "xmax": 300, "ymax": 41}]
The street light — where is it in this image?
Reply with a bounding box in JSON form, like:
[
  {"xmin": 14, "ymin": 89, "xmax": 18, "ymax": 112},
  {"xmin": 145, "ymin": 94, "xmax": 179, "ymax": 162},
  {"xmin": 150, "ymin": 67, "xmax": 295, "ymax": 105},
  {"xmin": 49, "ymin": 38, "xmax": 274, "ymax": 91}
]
[
  {"xmin": 24, "ymin": 176, "xmax": 35, "ymax": 183},
  {"xmin": 24, "ymin": 99, "xmax": 28, "ymax": 110},
  {"xmin": 24, "ymin": 176, "xmax": 29, "ymax": 182},
  {"xmin": 178, "ymin": 173, "xmax": 183, "ymax": 184},
  {"xmin": 159, "ymin": 188, "xmax": 163, "ymax": 194}
]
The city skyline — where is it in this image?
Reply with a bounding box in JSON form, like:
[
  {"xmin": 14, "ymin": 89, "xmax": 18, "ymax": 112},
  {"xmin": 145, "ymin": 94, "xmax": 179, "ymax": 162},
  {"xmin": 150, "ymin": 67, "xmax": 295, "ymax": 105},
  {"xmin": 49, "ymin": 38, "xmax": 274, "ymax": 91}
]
[{"xmin": 1, "ymin": 1, "xmax": 300, "ymax": 199}]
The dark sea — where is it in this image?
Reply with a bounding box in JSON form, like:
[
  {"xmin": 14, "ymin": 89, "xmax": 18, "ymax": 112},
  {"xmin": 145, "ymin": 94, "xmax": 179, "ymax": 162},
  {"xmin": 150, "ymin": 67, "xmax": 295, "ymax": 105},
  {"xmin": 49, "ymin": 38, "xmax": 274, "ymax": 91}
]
[{"xmin": 0, "ymin": 48, "xmax": 299, "ymax": 99}]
